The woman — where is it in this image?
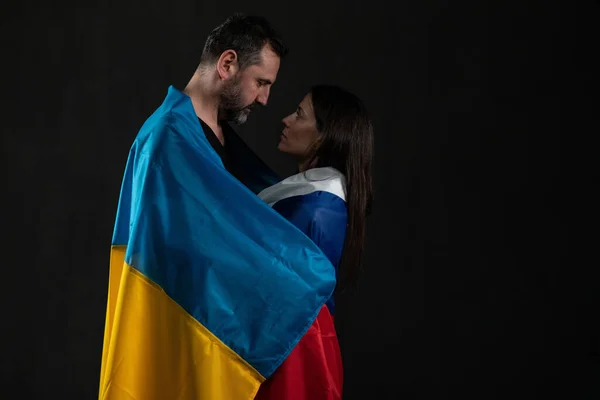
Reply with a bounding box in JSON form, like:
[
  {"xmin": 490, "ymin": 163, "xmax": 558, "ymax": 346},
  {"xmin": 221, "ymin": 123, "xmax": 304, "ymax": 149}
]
[{"xmin": 254, "ymin": 84, "xmax": 374, "ymax": 400}]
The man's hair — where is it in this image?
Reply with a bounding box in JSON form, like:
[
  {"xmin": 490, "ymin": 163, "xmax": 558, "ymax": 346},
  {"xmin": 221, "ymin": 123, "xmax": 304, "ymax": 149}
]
[{"xmin": 200, "ymin": 14, "xmax": 288, "ymax": 69}]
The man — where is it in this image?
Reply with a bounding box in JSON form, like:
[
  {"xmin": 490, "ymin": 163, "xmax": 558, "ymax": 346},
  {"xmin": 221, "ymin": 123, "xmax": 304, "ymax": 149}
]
[
  {"xmin": 98, "ymin": 14, "xmax": 336, "ymax": 400},
  {"xmin": 182, "ymin": 14, "xmax": 286, "ymax": 184}
]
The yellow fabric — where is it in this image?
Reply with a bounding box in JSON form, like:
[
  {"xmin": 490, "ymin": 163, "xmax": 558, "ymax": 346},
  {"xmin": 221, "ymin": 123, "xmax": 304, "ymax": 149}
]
[{"xmin": 99, "ymin": 246, "xmax": 264, "ymax": 400}]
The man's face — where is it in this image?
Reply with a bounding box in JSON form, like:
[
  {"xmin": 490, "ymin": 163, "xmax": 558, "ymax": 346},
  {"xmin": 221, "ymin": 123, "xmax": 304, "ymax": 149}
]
[{"xmin": 219, "ymin": 45, "xmax": 280, "ymax": 124}]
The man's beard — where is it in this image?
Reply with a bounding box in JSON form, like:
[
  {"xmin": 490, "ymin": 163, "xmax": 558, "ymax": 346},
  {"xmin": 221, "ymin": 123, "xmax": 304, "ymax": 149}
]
[{"xmin": 218, "ymin": 76, "xmax": 255, "ymax": 125}]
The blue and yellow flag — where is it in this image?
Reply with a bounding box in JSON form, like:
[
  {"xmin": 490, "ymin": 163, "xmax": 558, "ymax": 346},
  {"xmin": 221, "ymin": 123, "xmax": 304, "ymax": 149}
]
[{"xmin": 99, "ymin": 86, "xmax": 336, "ymax": 400}]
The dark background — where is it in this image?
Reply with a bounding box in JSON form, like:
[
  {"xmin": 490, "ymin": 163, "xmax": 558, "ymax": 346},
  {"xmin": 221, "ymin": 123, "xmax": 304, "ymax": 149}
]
[{"xmin": 1, "ymin": 0, "xmax": 594, "ymax": 399}]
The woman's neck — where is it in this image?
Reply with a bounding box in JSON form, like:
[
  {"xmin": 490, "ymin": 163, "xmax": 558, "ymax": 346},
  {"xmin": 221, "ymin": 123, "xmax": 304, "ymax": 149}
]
[{"xmin": 298, "ymin": 157, "xmax": 318, "ymax": 173}]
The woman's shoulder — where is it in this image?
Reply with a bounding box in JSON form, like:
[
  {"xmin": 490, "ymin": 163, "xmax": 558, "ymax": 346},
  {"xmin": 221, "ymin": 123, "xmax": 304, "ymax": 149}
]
[
  {"xmin": 276, "ymin": 191, "xmax": 346, "ymax": 215},
  {"xmin": 272, "ymin": 191, "xmax": 347, "ymax": 243},
  {"xmin": 258, "ymin": 167, "xmax": 347, "ymax": 206}
]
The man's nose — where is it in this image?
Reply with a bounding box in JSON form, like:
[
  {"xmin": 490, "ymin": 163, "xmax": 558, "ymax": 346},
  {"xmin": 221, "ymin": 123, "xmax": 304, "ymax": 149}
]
[{"xmin": 256, "ymin": 87, "xmax": 270, "ymax": 106}]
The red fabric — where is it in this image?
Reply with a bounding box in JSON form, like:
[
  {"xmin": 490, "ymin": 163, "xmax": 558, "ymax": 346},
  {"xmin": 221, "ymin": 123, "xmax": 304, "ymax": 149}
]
[{"xmin": 254, "ymin": 305, "xmax": 343, "ymax": 400}]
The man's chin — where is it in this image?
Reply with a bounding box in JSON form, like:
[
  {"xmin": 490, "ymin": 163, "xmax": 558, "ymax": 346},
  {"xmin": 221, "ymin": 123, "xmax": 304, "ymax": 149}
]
[
  {"xmin": 233, "ymin": 115, "xmax": 248, "ymax": 125},
  {"xmin": 232, "ymin": 110, "xmax": 251, "ymax": 125}
]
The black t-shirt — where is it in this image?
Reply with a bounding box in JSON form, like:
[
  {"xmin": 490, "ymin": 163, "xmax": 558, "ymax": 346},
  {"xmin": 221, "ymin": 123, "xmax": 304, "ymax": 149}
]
[
  {"xmin": 198, "ymin": 118, "xmax": 242, "ymax": 181},
  {"xmin": 198, "ymin": 118, "xmax": 232, "ymax": 171},
  {"xmin": 197, "ymin": 117, "xmax": 282, "ymax": 194}
]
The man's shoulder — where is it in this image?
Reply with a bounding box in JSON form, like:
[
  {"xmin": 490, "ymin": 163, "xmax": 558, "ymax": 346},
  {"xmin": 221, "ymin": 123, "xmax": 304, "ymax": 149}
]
[
  {"xmin": 135, "ymin": 86, "xmax": 199, "ymax": 142},
  {"xmin": 137, "ymin": 107, "xmax": 199, "ymax": 143},
  {"xmin": 131, "ymin": 109, "xmax": 202, "ymax": 164}
]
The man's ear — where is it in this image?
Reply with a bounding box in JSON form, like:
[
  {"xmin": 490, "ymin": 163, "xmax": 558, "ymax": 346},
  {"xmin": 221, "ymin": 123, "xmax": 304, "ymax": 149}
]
[{"xmin": 216, "ymin": 50, "xmax": 239, "ymax": 80}]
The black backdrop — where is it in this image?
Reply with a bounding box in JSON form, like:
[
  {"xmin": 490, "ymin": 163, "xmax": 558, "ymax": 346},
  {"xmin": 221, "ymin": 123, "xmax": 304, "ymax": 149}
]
[{"xmin": 1, "ymin": 0, "xmax": 594, "ymax": 399}]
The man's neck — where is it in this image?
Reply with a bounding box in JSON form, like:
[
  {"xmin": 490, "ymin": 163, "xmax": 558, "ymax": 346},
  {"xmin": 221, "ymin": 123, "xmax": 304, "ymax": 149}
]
[{"xmin": 183, "ymin": 69, "xmax": 225, "ymax": 145}]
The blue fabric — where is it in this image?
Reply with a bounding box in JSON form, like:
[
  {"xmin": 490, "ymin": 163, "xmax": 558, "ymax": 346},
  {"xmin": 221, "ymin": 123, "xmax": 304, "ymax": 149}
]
[
  {"xmin": 111, "ymin": 86, "xmax": 336, "ymax": 378},
  {"xmin": 272, "ymin": 192, "xmax": 347, "ymax": 315}
]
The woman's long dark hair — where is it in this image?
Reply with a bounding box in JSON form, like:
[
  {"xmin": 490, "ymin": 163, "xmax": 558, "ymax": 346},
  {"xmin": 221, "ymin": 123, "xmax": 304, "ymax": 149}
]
[{"xmin": 301, "ymin": 85, "xmax": 374, "ymax": 288}]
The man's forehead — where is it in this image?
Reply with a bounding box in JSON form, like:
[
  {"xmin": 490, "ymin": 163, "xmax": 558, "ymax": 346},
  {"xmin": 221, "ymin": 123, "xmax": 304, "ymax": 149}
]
[{"xmin": 244, "ymin": 46, "xmax": 280, "ymax": 79}]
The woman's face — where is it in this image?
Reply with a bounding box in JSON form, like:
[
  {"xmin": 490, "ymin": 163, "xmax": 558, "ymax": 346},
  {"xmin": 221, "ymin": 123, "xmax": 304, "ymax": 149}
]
[{"xmin": 278, "ymin": 93, "xmax": 320, "ymax": 158}]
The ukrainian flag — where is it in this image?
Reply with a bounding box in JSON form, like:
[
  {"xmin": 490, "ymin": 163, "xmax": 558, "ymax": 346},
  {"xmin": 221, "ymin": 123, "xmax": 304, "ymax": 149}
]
[{"xmin": 99, "ymin": 87, "xmax": 336, "ymax": 399}]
